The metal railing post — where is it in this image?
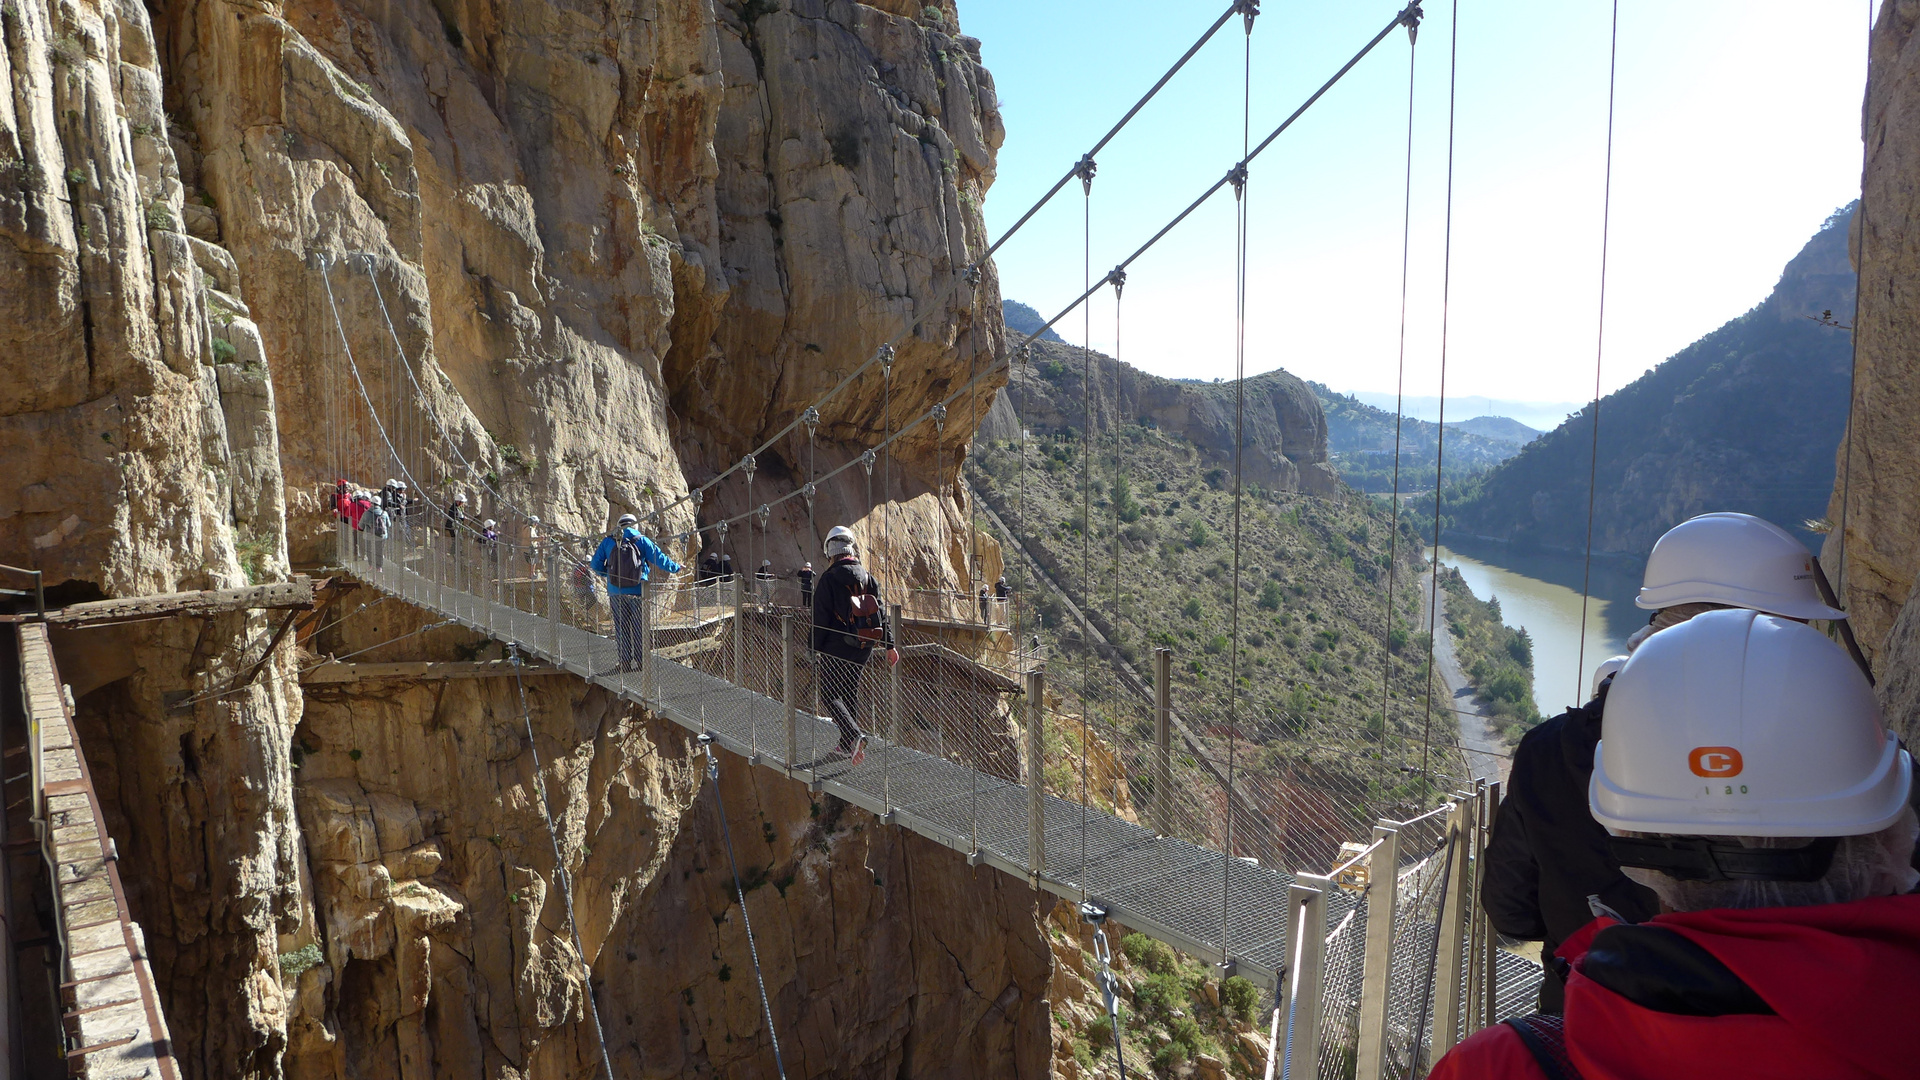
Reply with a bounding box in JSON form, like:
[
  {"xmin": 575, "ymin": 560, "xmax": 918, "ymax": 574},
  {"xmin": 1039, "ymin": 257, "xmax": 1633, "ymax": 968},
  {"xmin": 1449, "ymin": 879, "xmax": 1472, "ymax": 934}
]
[
  {"xmin": 640, "ymin": 577, "xmax": 656, "ymax": 703},
  {"xmin": 546, "ymin": 546, "xmax": 562, "ymax": 660},
  {"xmin": 888, "ymin": 602, "xmax": 903, "ymax": 742},
  {"xmin": 1280, "ymin": 873, "xmax": 1331, "ymax": 1080},
  {"xmin": 1153, "ymin": 647, "xmax": 1172, "ymax": 835},
  {"xmin": 733, "ymin": 574, "xmax": 746, "ymax": 685},
  {"xmin": 1432, "ymin": 795, "xmax": 1474, "ymax": 1059},
  {"xmin": 1025, "ymin": 667, "xmax": 1046, "ymax": 879},
  {"xmin": 1478, "ymin": 780, "xmax": 1502, "ymax": 1030},
  {"xmin": 1465, "ymin": 778, "xmax": 1488, "ymax": 1037},
  {"xmin": 783, "ymin": 616, "xmax": 797, "ymax": 768},
  {"xmin": 1353, "ymin": 822, "xmax": 1401, "ymax": 1080}
]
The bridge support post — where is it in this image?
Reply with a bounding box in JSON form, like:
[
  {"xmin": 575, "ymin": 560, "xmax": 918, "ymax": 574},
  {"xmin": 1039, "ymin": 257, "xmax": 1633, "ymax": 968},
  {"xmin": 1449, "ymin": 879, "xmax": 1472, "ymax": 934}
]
[
  {"xmin": 1432, "ymin": 795, "xmax": 1474, "ymax": 1060},
  {"xmin": 887, "ymin": 603, "xmax": 902, "ymax": 742},
  {"xmin": 640, "ymin": 577, "xmax": 656, "ymax": 703},
  {"xmin": 783, "ymin": 616, "xmax": 797, "ymax": 768},
  {"xmin": 1025, "ymin": 667, "xmax": 1046, "ymax": 878},
  {"xmin": 1465, "ymin": 778, "xmax": 1488, "ymax": 1039},
  {"xmin": 733, "ymin": 575, "xmax": 746, "ymax": 685},
  {"xmin": 1478, "ymin": 781, "xmax": 1502, "ymax": 1032},
  {"xmin": 546, "ymin": 545, "xmax": 561, "ymax": 660},
  {"xmin": 1354, "ymin": 822, "xmax": 1400, "ymax": 1080},
  {"xmin": 1153, "ymin": 647, "xmax": 1171, "ymax": 835},
  {"xmin": 1280, "ymin": 873, "xmax": 1331, "ymax": 1080}
]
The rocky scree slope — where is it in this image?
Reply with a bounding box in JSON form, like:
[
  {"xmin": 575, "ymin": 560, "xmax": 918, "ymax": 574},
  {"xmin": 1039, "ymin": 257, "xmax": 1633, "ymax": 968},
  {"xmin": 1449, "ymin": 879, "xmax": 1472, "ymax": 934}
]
[
  {"xmin": 1444, "ymin": 205, "xmax": 1857, "ymax": 556},
  {"xmin": 0, "ymin": 0, "xmax": 1070, "ymax": 1076}
]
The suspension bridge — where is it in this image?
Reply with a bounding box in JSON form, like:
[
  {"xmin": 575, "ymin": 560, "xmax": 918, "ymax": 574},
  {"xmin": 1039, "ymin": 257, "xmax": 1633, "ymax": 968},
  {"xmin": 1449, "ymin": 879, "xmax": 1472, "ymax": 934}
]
[{"xmin": 302, "ymin": 0, "xmax": 1570, "ymax": 1075}]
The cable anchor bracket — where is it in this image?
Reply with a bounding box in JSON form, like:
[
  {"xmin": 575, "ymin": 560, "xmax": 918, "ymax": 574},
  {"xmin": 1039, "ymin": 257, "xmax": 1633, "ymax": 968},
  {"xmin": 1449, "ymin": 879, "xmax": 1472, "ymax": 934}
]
[
  {"xmin": 1235, "ymin": 0, "xmax": 1259, "ymax": 33},
  {"xmin": 1227, "ymin": 162, "xmax": 1249, "ymax": 198},
  {"xmin": 1399, "ymin": 2, "xmax": 1423, "ymax": 41},
  {"xmin": 1107, "ymin": 267, "xmax": 1127, "ymax": 299},
  {"xmin": 1074, "ymin": 154, "xmax": 1097, "ymax": 194}
]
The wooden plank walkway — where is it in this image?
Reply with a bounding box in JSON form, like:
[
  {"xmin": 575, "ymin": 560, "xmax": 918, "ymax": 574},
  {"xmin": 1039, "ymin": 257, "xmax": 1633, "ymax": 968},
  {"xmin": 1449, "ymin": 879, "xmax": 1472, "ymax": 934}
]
[{"xmin": 18, "ymin": 623, "xmax": 178, "ymax": 1080}]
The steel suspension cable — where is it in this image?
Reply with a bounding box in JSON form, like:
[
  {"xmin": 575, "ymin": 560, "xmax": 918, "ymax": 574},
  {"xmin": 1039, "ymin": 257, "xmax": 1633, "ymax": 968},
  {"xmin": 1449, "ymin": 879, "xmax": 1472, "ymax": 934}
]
[
  {"xmin": 637, "ymin": 3, "xmax": 1249, "ymax": 531},
  {"xmin": 1080, "ymin": 159, "xmax": 1094, "ymax": 873},
  {"xmin": 509, "ymin": 644, "xmax": 617, "ymax": 1080},
  {"xmin": 1419, "ymin": 0, "xmax": 1460, "ymax": 787},
  {"xmin": 1223, "ymin": 0, "xmax": 1254, "ymax": 944},
  {"xmin": 699, "ymin": 736, "xmax": 788, "ymax": 1078},
  {"xmin": 1381, "ymin": 18, "xmax": 1421, "ymax": 788},
  {"xmin": 658, "ymin": 5, "xmax": 1420, "ymax": 552},
  {"xmin": 1575, "ymin": 0, "xmax": 1620, "ymax": 702}
]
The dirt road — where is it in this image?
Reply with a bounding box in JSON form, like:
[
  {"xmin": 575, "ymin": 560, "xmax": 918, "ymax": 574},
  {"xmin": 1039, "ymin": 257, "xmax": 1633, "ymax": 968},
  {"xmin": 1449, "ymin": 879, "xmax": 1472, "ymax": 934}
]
[{"xmin": 1418, "ymin": 570, "xmax": 1510, "ymax": 784}]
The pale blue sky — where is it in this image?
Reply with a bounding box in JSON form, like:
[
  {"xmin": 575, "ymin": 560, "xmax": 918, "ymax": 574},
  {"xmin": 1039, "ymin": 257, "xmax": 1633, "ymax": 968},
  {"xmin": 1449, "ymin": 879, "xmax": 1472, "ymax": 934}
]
[{"xmin": 962, "ymin": 0, "xmax": 1870, "ymax": 414}]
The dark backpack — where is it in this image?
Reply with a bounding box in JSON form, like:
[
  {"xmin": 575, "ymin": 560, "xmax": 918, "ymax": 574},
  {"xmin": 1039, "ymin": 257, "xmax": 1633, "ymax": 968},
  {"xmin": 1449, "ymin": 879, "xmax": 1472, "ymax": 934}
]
[{"xmin": 609, "ymin": 535, "xmax": 647, "ymax": 589}]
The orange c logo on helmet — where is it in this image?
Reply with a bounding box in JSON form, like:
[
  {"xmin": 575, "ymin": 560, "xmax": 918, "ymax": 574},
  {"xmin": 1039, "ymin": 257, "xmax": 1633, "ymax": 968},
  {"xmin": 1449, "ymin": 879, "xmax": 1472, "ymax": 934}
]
[{"xmin": 1688, "ymin": 747, "xmax": 1743, "ymax": 778}]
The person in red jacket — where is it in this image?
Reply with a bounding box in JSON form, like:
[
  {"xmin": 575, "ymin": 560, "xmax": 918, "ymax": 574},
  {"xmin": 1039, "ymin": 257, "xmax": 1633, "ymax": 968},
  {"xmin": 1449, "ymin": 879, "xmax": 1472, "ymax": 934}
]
[{"xmin": 1432, "ymin": 609, "xmax": 1918, "ymax": 1080}]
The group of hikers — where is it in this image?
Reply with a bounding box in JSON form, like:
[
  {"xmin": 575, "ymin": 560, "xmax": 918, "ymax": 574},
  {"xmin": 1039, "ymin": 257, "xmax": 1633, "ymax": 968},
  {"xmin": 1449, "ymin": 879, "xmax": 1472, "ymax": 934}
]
[
  {"xmin": 1433, "ymin": 511, "xmax": 1916, "ymax": 1079},
  {"xmin": 583, "ymin": 514, "xmax": 899, "ymax": 767},
  {"xmin": 336, "ymin": 479, "xmax": 541, "ymax": 575}
]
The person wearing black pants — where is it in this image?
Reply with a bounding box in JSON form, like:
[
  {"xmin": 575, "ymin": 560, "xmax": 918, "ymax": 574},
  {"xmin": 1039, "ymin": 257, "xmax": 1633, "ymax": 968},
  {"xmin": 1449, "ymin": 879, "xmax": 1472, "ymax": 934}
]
[{"xmin": 810, "ymin": 525, "xmax": 896, "ymax": 765}]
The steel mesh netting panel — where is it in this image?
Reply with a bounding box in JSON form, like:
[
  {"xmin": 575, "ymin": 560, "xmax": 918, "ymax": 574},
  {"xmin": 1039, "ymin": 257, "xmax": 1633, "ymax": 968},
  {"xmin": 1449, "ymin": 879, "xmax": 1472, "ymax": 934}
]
[
  {"xmin": 1316, "ymin": 895, "xmax": 1369, "ymax": 1080},
  {"xmin": 1381, "ymin": 822, "xmax": 1454, "ymax": 1079}
]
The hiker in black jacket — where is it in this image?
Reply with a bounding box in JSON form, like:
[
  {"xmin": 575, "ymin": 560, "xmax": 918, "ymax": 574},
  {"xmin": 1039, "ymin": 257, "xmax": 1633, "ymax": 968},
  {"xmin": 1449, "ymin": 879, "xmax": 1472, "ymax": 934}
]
[
  {"xmin": 810, "ymin": 525, "xmax": 895, "ymax": 765},
  {"xmin": 1480, "ymin": 512, "xmax": 1851, "ymax": 1014}
]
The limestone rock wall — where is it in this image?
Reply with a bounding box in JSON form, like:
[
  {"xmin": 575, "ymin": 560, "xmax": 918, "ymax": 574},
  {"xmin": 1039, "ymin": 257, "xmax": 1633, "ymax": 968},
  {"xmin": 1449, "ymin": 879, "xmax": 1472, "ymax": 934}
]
[
  {"xmin": 3, "ymin": 0, "xmax": 1032, "ymax": 1073},
  {"xmin": 1828, "ymin": 0, "xmax": 1920, "ymax": 740},
  {"xmin": 281, "ymin": 596, "xmax": 1052, "ymax": 1080}
]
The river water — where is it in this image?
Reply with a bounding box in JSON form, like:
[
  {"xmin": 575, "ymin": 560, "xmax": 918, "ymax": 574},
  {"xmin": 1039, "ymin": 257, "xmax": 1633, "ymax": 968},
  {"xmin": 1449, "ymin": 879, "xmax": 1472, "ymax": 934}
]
[{"xmin": 1435, "ymin": 540, "xmax": 1647, "ymax": 719}]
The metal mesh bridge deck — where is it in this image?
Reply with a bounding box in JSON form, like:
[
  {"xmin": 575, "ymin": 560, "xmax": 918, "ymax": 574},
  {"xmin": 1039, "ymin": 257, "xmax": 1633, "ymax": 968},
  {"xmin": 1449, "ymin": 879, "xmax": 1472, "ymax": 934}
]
[{"xmin": 342, "ymin": 543, "xmax": 1541, "ymax": 1068}]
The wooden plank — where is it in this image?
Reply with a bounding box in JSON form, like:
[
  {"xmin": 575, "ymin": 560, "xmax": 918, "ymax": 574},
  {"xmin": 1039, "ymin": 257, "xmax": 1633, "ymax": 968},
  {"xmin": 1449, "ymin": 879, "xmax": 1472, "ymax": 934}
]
[
  {"xmin": 49, "ymin": 578, "xmax": 315, "ymax": 628},
  {"xmin": 301, "ymin": 659, "xmax": 561, "ymax": 684}
]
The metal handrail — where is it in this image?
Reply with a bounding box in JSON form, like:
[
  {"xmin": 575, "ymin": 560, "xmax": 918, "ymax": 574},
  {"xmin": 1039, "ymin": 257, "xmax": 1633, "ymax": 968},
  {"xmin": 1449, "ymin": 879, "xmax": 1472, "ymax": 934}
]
[{"xmin": 0, "ymin": 562, "xmax": 45, "ymax": 620}]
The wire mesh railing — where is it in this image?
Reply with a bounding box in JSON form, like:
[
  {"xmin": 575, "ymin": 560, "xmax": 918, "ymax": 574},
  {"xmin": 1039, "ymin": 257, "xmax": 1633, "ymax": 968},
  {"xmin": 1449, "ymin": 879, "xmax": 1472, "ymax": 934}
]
[{"xmin": 335, "ymin": 511, "xmax": 1542, "ymax": 1059}]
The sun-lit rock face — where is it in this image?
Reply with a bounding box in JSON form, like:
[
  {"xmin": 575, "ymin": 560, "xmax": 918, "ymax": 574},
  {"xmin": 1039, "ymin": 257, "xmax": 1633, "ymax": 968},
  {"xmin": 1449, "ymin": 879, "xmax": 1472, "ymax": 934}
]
[
  {"xmin": 2, "ymin": 0, "xmax": 1035, "ymax": 1074},
  {"xmin": 1830, "ymin": 1, "xmax": 1920, "ymax": 742}
]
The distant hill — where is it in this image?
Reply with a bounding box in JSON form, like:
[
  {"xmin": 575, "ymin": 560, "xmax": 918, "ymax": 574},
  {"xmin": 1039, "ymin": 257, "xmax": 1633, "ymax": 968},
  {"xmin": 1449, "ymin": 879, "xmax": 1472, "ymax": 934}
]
[
  {"xmin": 1310, "ymin": 386, "xmax": 1527, "ymax": 493},
  {"xmin": 1443, "ymin": 204, "xmax": 1858, "ymax": 554},
  {"xmin": 1448, "ymin": 416, "xmax": 1540, "ymax": 444},
  {"xmin": 1352, "ymin": 392, "xmax": 1582, "ymax": 433},
  {"xmin": 1001, "ymin": 299, "xmax": 1065, "ymax": 343}
]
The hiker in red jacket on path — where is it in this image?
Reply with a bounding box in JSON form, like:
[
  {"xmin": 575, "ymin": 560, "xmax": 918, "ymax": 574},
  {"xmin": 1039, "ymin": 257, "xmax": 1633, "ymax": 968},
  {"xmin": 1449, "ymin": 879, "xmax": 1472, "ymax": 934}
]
[{"xmin": 1431, "ymin": 610, "xmax": 1918, "ymax": 1080}]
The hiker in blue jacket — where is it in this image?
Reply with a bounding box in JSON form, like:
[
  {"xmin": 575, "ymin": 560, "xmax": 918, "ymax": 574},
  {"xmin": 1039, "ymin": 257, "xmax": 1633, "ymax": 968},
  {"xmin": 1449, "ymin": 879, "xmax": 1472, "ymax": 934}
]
[{"xmin": 590, "ymin": 513, "xmax": 682, "ymax": 672}]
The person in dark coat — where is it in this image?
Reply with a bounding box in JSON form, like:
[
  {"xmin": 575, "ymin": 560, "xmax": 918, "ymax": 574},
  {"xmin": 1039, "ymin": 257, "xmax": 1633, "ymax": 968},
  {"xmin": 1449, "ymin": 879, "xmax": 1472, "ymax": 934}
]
[
  {"xmin": 699, "ymin": 550, "xmax": 722, "ymax": 586},
  {"xmin": 1481, "ymin": 680, "xmax": 1659, "ymax": 1014},
  {"xmin": 798, "ymin": 561, "xmax": 815, "ymax": 610},
  {"xmin": 810, "ymin": 525, "xmax": 895, "ymax": 765},
  {"xmin": 1480, "ymin": 512, "xmax": 1853, "ymax": 1014}
]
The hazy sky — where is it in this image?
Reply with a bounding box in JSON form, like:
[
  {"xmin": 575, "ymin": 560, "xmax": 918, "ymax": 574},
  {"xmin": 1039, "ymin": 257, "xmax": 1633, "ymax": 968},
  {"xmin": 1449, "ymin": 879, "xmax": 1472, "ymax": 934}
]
[{"xmin": 964, "ymin": 1, "xmax": 1870, "ymax": 414}]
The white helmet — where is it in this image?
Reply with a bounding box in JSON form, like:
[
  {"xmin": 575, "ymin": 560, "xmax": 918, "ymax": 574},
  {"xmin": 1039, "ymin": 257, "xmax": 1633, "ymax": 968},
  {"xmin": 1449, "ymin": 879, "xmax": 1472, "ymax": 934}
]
[
  {"xmin": 1592, "ymin": 609, "xmax": 1910, "ymax": 840},
  {"xmin": 824, "ymin": 525, "xmax": 857, "ymax": 554},
  {"xmin": 618, "ymin": 513, "xmax": 638, "ymax": 527},
  {"xmin": 1636, "ymin": 512, "xmax": 1844, "ymax": 620},
  {"xmin": 483, "ymin": 518, "xmax": 497, "ymax": 529},
  {"xmin": 454, "ymin": 492, "xmax": 468, "ymax": 504},
  {"xmin": 1590, "ymin": 655, "xmax": 1627, "ymax": 699}
]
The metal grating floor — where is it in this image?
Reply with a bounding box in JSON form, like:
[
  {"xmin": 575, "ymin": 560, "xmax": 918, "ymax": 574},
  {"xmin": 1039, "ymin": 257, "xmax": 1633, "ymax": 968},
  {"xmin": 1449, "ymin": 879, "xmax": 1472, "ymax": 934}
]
[{"xmin": 348, "ymin": 551, "xmax": 1543, "ymax": 1018}]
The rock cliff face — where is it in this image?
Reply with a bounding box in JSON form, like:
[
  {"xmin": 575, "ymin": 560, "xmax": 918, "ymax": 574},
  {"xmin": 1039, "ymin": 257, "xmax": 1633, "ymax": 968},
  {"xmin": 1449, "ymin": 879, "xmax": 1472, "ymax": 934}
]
[
  {"xmin": 1, "ymin": 0, "xmax": 1036, "ymax": 1075},
  {"xmin": 1829, "ymin": 0, "xmax": 1920, "ymax": 742}
]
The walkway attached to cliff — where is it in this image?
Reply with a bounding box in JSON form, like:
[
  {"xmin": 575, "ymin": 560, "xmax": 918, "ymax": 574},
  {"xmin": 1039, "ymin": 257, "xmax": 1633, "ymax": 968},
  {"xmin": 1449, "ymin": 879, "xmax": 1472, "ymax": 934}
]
[
  {"xmin": 14, "ymin": 623, "xmax": 180, "ymax": 1080},
  {"xmin": 334, "ymin": 537, "xmax": 1543, "ymax": 1070}
]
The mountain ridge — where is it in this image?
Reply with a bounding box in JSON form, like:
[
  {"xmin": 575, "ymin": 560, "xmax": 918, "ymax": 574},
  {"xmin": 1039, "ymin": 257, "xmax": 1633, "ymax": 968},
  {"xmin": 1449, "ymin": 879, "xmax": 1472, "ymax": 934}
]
[{"xmin": 1441, "ymin": 203, "xmax": 1857, "ymax": 554}]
